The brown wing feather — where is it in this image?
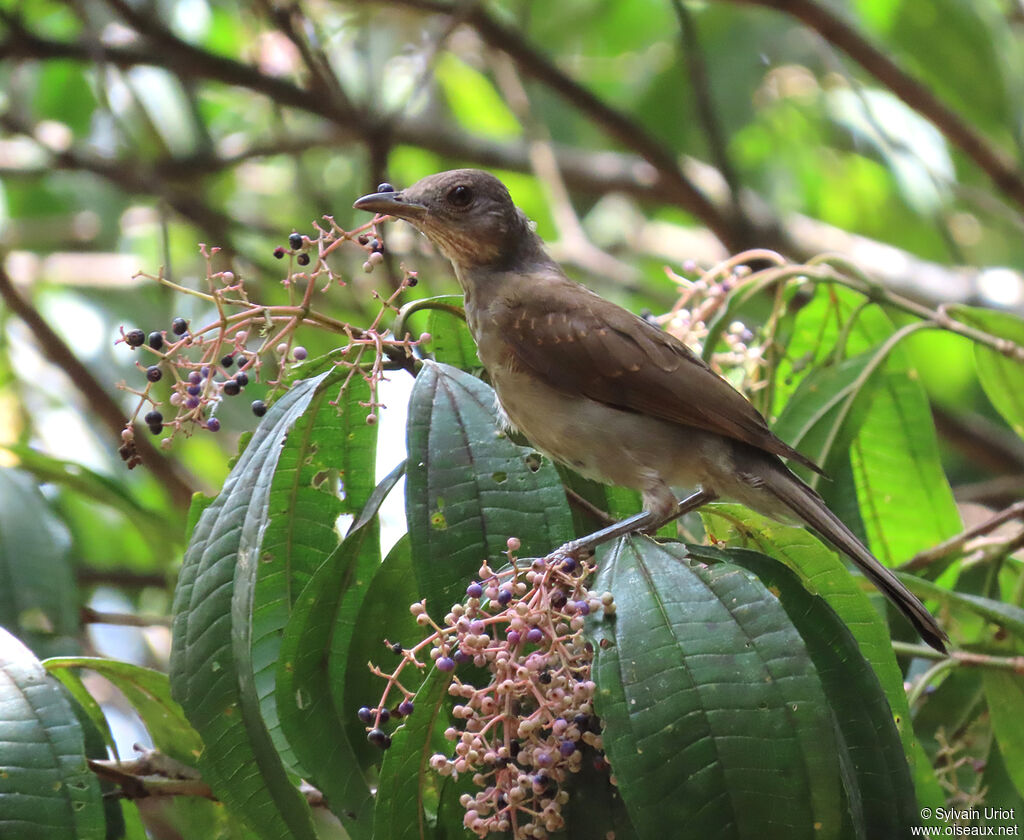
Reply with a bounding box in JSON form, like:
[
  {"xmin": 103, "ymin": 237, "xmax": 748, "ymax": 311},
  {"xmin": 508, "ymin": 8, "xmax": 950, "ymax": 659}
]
[{"xmin": 493, "ymin": 275, "xmax": 824, "ymax": 475}]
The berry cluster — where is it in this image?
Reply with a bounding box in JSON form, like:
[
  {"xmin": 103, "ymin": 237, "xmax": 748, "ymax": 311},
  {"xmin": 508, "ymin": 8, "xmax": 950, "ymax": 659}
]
[
  {"xmin": 364, "ymin": 538, "xmax": 615, "ymax": 839},
  {"xmin": 118, "ymin": 213, "xmax": 424, "ymax": 462},
  {"xmin": 661, "ymin": 256, "xmax": 767, "ymax": 392}
]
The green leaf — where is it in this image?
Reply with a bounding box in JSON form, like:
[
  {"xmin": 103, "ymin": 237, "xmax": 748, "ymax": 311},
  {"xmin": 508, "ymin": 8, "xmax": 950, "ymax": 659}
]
[
  {"xmin": 435, "ymin": 54, "xmax": 522, "ymax": 140},
  {"xmin": 0, "ymin": 627, "xmax": 105, "ymax": 840},
  {"xmin": 903, "ymin": 576, "xmax": 1024, "ymax": 640},
  {"xmin": 423, "ymin": 298, "xmax": 480, "ymax": 370},
  {"xmin": 947, "ymin": 305, "xmax": 1024, "ymax": 440},
  {"xmin": 982, "ymin": 670, "xmax": 1024, "ymax": 799},
  {"xmin": 373, "ymin": 664, "xmax": 453, "ymax": 840},
  {"xmin": 591, "ymin": 537, "xmax": 842, "ymax": 839},
  {"xmin": 170, "ymin": 375, "xmax": 337, "ymax": 840},
  {"xmin": 701, "ymin": 506, "xmax": 918, "ymax": 756},
  {"xmin": 689, "ymin": 543, "xmax": 917, "ymax": 835},
  {"xmin": 0, "ymin": 467, "xmax": 77, "ymax": 653},
  {"xmin": 255, "ymin": 373, "xmax": 375, "ymax": 769},
  {"xmin": 405, "ymin": 362, "xmax": 574, "ymax": 610},
  {"xmin": 43, "ymin": 658, "xmax": 201, "ymax": 765}
]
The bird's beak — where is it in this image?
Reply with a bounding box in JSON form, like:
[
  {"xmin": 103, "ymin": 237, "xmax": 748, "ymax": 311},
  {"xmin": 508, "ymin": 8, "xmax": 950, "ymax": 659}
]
[{"xmin": 352, "ymin": 190, "xmax": 426, "ymax": 221}]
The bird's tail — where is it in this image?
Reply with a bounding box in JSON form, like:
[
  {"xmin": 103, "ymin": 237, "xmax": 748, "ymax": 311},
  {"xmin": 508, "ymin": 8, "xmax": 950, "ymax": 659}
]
[{"xmin": 763, "ymin": 466, "xmax": 948, "ymax": 653}]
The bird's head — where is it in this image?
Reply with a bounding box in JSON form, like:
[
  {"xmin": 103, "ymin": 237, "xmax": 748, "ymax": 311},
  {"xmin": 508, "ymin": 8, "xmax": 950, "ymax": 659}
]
[{"xmin": 353, "ymin": 169, "xmax": 536, "ymax": 271}]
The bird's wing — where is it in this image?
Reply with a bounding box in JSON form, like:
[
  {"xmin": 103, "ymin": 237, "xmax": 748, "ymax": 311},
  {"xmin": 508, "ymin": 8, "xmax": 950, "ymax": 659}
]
[{"xmin": 492, "ymin": 276, "xmax": 823, "ymax": 474}]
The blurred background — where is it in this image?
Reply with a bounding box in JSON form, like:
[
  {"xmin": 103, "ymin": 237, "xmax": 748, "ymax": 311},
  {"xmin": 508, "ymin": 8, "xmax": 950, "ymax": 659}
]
[{"xmin": 2, "ymin": 0, "xmax": 1024, "ymax": 755}]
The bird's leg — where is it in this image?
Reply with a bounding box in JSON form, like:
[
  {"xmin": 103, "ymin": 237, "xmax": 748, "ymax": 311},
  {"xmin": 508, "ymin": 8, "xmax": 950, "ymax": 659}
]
[{"xmin": 560, "ymin": 488, "xmax": 718, "ymax": 556}]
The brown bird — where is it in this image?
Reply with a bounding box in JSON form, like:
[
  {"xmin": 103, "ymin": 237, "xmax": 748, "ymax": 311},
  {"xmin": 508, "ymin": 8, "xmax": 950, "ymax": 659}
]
[{"xmin": 355, "ymin": 169, "xmax": 947, "ymax": 652}]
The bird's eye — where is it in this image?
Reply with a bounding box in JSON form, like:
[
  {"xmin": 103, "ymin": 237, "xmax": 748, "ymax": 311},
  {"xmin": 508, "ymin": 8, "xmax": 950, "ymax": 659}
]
[{"xmin": 447, "ymin": 185, "xmax": 473, "ymax": 207}]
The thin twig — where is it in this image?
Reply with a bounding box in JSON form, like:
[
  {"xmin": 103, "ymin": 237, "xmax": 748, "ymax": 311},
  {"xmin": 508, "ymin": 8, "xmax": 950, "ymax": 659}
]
[
  {"xmin": 903, "ymin": 500, "xmax": 1024, "ymax": 571},
  {"xmin": 894, "ymin": 641, "xmax": 1024, "ymax": 674},
  {"xmin": 80, "ymin": 606, "xmax": 172, "ymax": 628}
]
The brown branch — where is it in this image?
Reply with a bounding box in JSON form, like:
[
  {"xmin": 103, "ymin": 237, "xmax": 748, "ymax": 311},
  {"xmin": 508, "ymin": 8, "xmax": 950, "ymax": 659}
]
[
  {"xmin": 81, "ymin": 606, "xmax": 172, "ymax": 627},
  {"xmin": 903, "ymin": 500, "xmax": 1024, "ymax": 571},
  {"xmin": 736, "ymin": 0, "xmax": 1024, "ymax": 213},
  {"xmin": 0, "ymin": 263, "xmax": 196, "ymax": 508},
  {"xmin": 77, "ymin": 569, "xmax": 172, "ymax": 589}
]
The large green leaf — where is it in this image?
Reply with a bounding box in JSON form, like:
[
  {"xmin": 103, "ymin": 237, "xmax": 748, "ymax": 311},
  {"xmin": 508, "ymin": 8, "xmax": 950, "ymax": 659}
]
[
  {"xmin": 904, "ymin": 576, "xmax": 1024, "ymax": 641},
  {"xmin": 169, "ymin": 374, "xmax": 341, "ymax": 840},
  {"xmin": 0, "ymin": 467, "xmax": 77, "ymax": 653},
  {"xmin": 44, "ymin": 658, "xmax": 201, "ymax": 765},
  {"xmin": 255, "ymin": 374, "xmax": 375, "ymax": 768},
  {"xmin": 275, "ymin": 461, "xmax": 404, "ymax": 836},
  {"xmin": 948, "ymin": 305, "xmax": 1024, "ymax": 440},
  {"xmin": 590, "ymin": 537, "xmax": 841, "ymax": 840},
  {"xmin": 405, "ymin": 362, "xmax": 574, "ymax": 610},
  {"xmin": 688, "ymin": 543, "xmax": 917, "ymax": 836},
  {"xmin": 0, "ymin": 627, "xmax": 105, "ymax": 840}
]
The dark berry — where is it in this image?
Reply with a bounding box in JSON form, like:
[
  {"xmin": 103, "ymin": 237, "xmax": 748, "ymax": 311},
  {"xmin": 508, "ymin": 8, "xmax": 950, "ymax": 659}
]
[
  {"xmin": 273, "ymin": 246, "xmax": 286, "ymax": 259},
  {"xmin": 296, "ymin": 253, "xmax": 310, "ymax": 266},
  {"xmin": 188, "ymin": 370, "xmax": 202, "ymax": 384},
  {"xmin": 234, "ymin": 371, "xmax": 249, "ymax": 387},
  {"xmin": 406, "ymin": 276, "xmax": 418, "ymax": 287},
  {"xmin": 436, "ymin": 656, "xmax": 455, "ymax": 672},
  {"xmin": 453, "ymin": 650, "xmax": 472, "ymax": 665},
  {"xmin": 251, "ymin": 400, "xmax": 267, "ymax": 417},
  {"xmin": 466, "ymin": 582, "xmax": 483, "ymax": 599},
  {"xmin": 397, "ymin": 699, "xmax": 414, "ymax": 717},
  {"xmin": 220, "ymin": 354, "xmax": 234, "ymax": 368},
  {"xmin": 187, "ymin": 384, "xmax": 201, "ymax": 396},
  {"xmin": 144, "ymin": 410, "xmax": 163, "ymax": 426},
  {"xmin": 145, "ymin": 365, "xmax": 162, "ymax": 383},
  {"xmin": 538, "ymin": 671, "xmax": 551, "ymax": 684},
  {"xmin": 550, "ymin": 590, "xmax": 567, "ymax": 609},
  {"xmin": 497, "ymin": 589, "xmax": 512, "ymax": 606},
  {"xmin": 125, "ymin": 329, "xmax": 145, "ymax": 347},
  {"xmin": 357, "ymin": 706, "xmax": 373, "ymax": 724},
  {"xmin": 377, "ymin": 182, "xmax": 394, "ymax": 193},
  {"xmin": 288, "ymin": 232, "xmax": 303, "ymax": 250},
  {"xmin": 171, "ymin": 317, "xmax": 188, "ymax": 335},
  {"xmin": 185, "ymin": 396, "xmax": 200, "ymax": 409},
  {"xmin": 559, "ymin": 739, "xmax": 577, "ymax": 757},
  {"xmin": 367, "ymin": 729, "xmax": 391, "ymax": 749},
  {"xmin": 222, "ymin": 379, "xmax": 240, "ymax": 396},
  {"xmin": 206, "ymin": 418, "xmax": 220, "ymax": 432},
  {"xmin": 148, "ymin": 331, "xmax": 164, "ymax": 350},
  {"xmin": 390, "ymin": 642, "xmax": 403, "ymax": 654},
  {"xmin": 561, "ymin": 556, "xmax": 577, "ymax": 572},
  {"xmin": 200, "ymin": 366, "xmax": 210, "ymax": 378},
  {"xmin": 148, "ymin": 424, "xmax": 163, "ymax": 436},
  {"xmin": 357, "ymin": 234, "xmax": 369, "ymax": 245},
  {"xmin": 526, "ymin": 627, "xmax": 543, "ymax": 644},
  {"xmin": 369, "ymin": 238, "xmax": 381, "ymax": 252},
  {"xmin": 378, "ymin": 707, "xmax": 391, "ymax": 725}
]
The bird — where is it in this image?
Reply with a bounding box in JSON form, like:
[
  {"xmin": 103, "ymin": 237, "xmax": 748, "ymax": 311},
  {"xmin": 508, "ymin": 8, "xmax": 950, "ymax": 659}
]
[{"xmin": 354, "ymin": 168, "xmax": 948, "ymax": 652}]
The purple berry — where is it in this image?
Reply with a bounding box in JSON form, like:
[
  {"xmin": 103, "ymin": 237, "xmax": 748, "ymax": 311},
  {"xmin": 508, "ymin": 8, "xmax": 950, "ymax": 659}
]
[
  {"xmin": 125, "ymin": 329, "xmax": 145, "ymax": 347},
  {"xmin": 561, "ymin": 557, "xmax": 577, "ymax": 572},
  {"xmin": 292, "ymin": 346, "xmax": 307, "ymax": 361},
  {"xmin": 535, "ymin": 751, "xmax": 553, "ymax": 767},
  {"xmin": 144, "ymin": 410, "xmax": 162, "ymax": 426},
  {"xmin": 251, "ymin": 400, "xmax": 267, "ymax": 417},
  {"xmin": 148, "ymin": 331, "xmax": 164, "ymax": 350},
  {"xmin": 187, "ymin": 384, "xmax": 201, "ymax": 396},
  {"xmin": 206, "ymin": 418, "xmax": 220, "ymax": 432},
  {"xmin": 453, "ymin": 650, "xmax": 472, "ymax": 665},
  {"xmin": 367, "ymin": 728, "xmax": 391, "ymax": 749},
  {"xmin": 397, "ymin": 699, "xmax": 414, "ymax": 717},
  {"xmin": 145, "ymin": 365, "xmax": 162, "ymax": 382},
  {"xmin": 559, "ymin": 739, "xmax": 577, "ymax": 757},
  {"xmin": 497, "ymin": 589, "xmax": 512, "ymax": 606},
  {"xmin": 148, "ymin": 424, "xmax": 163, "ymax": 436},
  {"xmin": 506, "ymin": 630, "xmax": 521, "ymax": 646},
  {"xmin": 378, "ymin": 707, "xmax": 391, "ymax": 725},
  {"xmin": 222, "ymin": 379, "xmax": 240, "ymax": 396},
  {"xmin": 526, "ymin": 627, "xmax": 543, "ymax": 644},
  {"xmin": 575, "ymin": 600, "xmax": 590, "ymax": 616},
  {"xmin": 234, "ymin": 371, "xmax": 249, "ymax": 387},
  {"xmin": 436, "ymin": 656, "xmax": 455, "ymax": 672},
  {"xmin": 466, "ymin": 582, "xmax": 483, "ymax": 598},
  {"xmin": 357, "ymin": 706, "xmax": 373, "ymax": 724},
  {"xmin": 200, "ymin": 366, "xmax": 210, "ymax": 378},
  {"xmin": 185, "ymin": 396, "xmax": 200, "ymax": 409},
  {"xmin": 188, "ymin": 370, "xmax": 201, "ymax": 384},
  {"xmin": 171, "ymin": 317, "xmax": 188, "ymax": 335}
]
